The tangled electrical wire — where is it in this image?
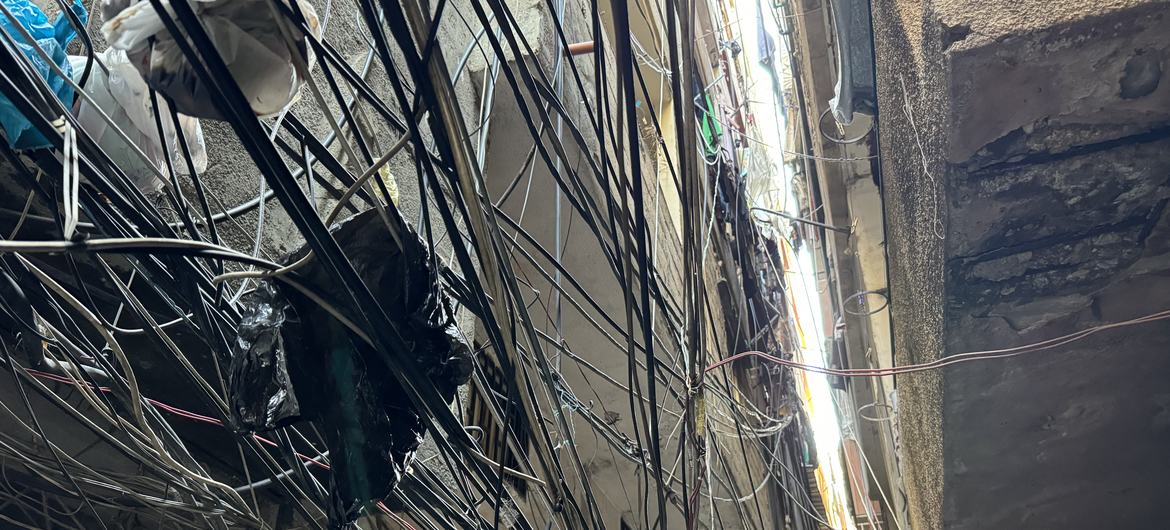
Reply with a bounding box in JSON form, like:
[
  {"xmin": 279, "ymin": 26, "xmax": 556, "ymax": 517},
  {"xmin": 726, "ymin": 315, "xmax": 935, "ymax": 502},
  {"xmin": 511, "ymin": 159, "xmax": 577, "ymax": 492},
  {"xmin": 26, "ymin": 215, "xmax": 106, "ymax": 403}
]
[
  {"xmin": 0, "ymin": 0, "xmax": 839, "ymax": 528},
  {"xmin": 707, "ymin": 308, "xmax": 1170, "ymax": 376}
]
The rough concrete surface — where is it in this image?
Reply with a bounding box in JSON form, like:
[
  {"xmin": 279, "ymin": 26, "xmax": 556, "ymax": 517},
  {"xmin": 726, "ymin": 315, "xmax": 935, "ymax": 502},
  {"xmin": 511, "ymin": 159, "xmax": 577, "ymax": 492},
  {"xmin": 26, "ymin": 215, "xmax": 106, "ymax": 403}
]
[
  {"xmin": 944, "ymin": 2, "xmax": 1170, "ymax": 165},
  {"xmin": 873, "ymin": 0, "xmax": 1170, "ymax": 528},
  {"xmin": 871, "ymin": 0, "xmax": 952, "ymax": 526}
]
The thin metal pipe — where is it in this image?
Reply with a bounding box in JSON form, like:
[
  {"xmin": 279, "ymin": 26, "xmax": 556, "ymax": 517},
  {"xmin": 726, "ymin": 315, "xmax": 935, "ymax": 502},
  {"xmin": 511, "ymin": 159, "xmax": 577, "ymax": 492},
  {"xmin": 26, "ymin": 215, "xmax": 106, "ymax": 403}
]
[{"xmin": 750, "ymin": 206, "xmax": 851, "ymax": 235}]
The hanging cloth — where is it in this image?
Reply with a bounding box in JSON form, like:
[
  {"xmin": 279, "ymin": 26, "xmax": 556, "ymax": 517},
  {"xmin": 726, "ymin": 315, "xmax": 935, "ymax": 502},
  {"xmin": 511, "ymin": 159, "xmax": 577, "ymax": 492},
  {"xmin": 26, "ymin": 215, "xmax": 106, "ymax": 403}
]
[
  {"xmin": 100, "ymin": 0, "xmax": 322, "ymax": 120},
  {"xmin": 71, "ymin": 49, "xmax": 207, "ymax": 194}
]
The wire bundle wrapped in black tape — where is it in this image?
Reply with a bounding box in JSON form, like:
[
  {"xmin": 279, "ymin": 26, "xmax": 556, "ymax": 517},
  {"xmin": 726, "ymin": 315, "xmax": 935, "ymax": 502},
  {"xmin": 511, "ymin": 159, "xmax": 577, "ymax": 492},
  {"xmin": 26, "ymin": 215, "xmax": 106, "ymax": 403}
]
[{"xmin": 229, "ymin": 209, "xmax": 473, "ymax": 525}]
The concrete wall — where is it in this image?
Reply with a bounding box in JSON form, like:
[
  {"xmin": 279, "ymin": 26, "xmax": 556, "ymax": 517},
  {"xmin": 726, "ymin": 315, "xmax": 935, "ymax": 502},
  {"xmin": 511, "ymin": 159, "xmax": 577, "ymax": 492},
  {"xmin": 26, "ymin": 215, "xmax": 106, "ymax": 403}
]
[
  {"xmin": 783, "ymin": 0, "xmax": 911, "ymax": 525},
  {"xmin": 872, "ymin": 0, "xmax": 1170, "ymax": 528}
]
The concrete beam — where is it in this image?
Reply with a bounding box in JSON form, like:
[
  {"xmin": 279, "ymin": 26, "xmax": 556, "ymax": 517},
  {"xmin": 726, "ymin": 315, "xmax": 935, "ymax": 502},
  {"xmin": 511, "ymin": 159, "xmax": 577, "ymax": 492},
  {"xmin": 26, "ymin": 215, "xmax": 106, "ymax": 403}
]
[{"xmin": 872, "ymin": 0, "xmax": 1170, "ymax": 528}]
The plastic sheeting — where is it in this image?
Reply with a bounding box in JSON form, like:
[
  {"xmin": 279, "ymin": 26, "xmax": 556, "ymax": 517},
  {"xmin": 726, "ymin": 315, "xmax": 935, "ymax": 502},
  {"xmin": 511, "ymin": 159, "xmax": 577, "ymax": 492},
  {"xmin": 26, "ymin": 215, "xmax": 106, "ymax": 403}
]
[
  {"xmin": 0, "ymin": 0, "xmax": 87, "ymax": 149},
  {"xmin": 229, "ymin": 210, "xmax": 473, "ymax": 525},
  {"xmin": 100, "ymin": 0, "xmax": 322, "ymax": 120},
  {"xmin": 228, "ymin": 281, "xmax": 303, "ymax": 431},
  {"xmin": 70, "ymin": 50, "xmax": 207, "ymax": 194}
]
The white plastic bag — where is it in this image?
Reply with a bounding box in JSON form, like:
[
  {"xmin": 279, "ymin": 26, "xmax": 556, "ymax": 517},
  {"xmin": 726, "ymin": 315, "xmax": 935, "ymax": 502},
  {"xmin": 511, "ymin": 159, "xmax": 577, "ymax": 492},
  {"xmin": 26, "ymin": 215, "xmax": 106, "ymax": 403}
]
[
  {"xmin": 71, "ymin": 50, "xmax": 207, "ymax": 194},
  {"xmin": 100, "ymin": 0, "xmax": 322, "ymax": 120}
]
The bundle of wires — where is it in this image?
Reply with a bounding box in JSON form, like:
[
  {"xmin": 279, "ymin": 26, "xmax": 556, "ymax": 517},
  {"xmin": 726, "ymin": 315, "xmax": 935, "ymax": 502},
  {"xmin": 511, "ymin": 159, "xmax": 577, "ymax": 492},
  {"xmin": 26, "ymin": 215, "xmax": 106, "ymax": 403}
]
[
  {"xmin": 4, "ymin": 0, "xmax": 1129, "ymax": 528},
  {"xmin": 0, "ymin": 0, "xmax": 804, "ymax": 526}
]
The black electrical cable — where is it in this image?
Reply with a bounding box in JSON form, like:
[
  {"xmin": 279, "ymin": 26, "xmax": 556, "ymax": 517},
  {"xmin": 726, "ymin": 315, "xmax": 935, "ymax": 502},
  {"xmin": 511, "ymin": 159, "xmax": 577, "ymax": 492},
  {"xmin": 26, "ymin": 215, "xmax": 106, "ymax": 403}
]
[
  {"xmin": 613, "ymin": 4, "xmax": 670, "ymax": 526},
  {"xmin": 163, "ymin": 1, "xmax": 517, "ymax": 521},
  {"xmin": 360, "ymin": 1, "xmax": 575, "ymax": 517},
  {"xmin": 0, "ymin": 0, "xmax": 811, "ymax": 526}
]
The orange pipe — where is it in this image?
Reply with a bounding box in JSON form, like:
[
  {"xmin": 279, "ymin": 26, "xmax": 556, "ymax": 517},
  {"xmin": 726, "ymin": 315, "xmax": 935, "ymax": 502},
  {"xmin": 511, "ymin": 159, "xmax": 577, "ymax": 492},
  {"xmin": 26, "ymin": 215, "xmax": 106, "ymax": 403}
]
[{"xmin": 567, "ymin": 40, "xmax": 595, "ymax": 56}]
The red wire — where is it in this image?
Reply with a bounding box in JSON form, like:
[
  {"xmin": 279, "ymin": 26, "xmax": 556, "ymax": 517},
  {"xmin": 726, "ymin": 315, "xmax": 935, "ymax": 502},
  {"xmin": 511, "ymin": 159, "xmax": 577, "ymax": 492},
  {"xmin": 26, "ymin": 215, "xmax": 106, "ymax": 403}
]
[
  {"xmin": 28, "ymin": 307, "xmax": 1168, "ymax": 528},
  {"xmin": 706, "ymin": 309, "xmax": 1170, "ymax": 376},
  {"xmin": 25, "ymin": 369, "xmax": 417, "ymax": 529},
  {"xmin": 26, "ymin": 307, "xmax": 1168, "ymax": 529}
]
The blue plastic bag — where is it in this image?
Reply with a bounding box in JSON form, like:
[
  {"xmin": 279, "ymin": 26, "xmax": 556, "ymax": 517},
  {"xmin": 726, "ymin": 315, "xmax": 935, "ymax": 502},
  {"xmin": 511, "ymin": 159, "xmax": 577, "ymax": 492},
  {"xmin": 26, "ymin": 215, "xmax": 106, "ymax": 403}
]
[{"xmin": 0, "ymin": 0, "xmax": 87, "ymax": 149}]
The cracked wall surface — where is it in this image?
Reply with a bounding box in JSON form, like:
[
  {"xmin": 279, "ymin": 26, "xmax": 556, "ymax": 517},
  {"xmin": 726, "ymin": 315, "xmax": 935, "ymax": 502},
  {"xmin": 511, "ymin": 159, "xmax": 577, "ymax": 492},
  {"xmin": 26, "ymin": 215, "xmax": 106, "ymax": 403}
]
[{"xmin": 873, "ymin": 0, "xmax": 1170, "ymax": 528}]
